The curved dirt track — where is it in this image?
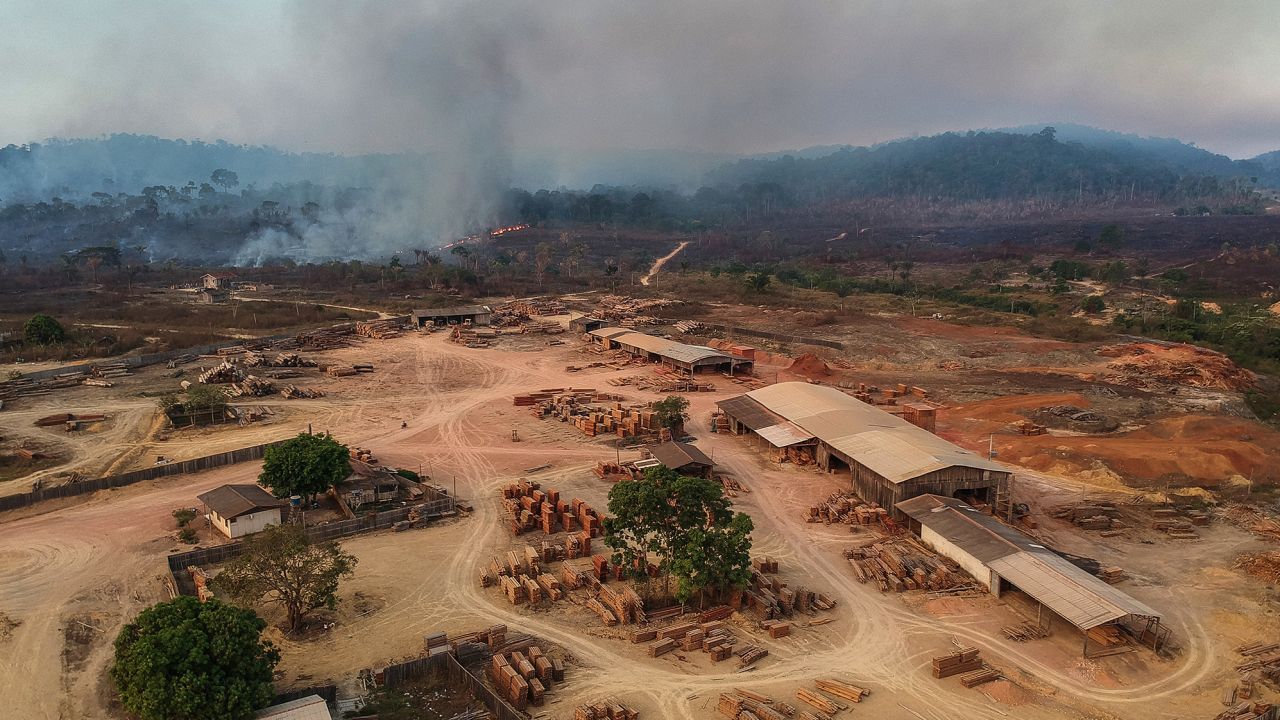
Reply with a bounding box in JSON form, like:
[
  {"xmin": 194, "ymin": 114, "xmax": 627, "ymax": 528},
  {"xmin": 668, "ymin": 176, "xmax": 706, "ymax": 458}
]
[{"xmin": 0, "ymin": 333, "xmax": 1236, "ymax": 719}]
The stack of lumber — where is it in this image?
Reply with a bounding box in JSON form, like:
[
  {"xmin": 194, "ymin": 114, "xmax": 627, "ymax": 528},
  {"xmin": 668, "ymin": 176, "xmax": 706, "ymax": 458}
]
[
  {"xmin": 844, "ymin": 536, "xmax": 965, "ymax": 592},
  {"xmin": 531, "ymin": 394, "xmax": 659, "ymax": 439},
  {"xmin": 487, "ymin": 643, "xmax": 562, "ymax": 711},
  {"xmin": 751, "ymin": 557, "xmax": 779, "ymax": 573},
  {"xmin": 574, "ymin": 700, "xmax": 639, "ymax": 720},
  {"xmin": 794, "ymin": 688, "xmax": 841, "ymax": 716},
  {"xmin": 1236, "ymin": 642, "xmax": 1280, "ymax": 683},
  {"xmin": 760, "ymin": 620, "xmax": 791, "ymax": 638},
  {"xmin": 290, "ymin": 326, "xmax": 354, "ymax": 350},
  {"xmin": 932, "ymin": 647, "xmax": 983, "ymax": 678},
  {"xmin": 1099, "ymin": 566, "xmax": 1125, "ymax": 584},
  {"xmin": 198, "ymin": 361, "xmax": 243, "ymax": 384},
  {"xmin": 598, "ymin": 585, "xmax": 646, "ymax": 624},
  {"xmin": 744, "ymin": 570, "xmax": 837, "ymax": 619},
  {"xmin": 736, "ymin": 644, "xmax": 768, "ymax": 668},
  {"xmin": 805, "ymin": 492, "xmax": 887, "ymax": 525},
  {"xmin": 90, "ymin": 362, "xmax": 132, "ymax": 380},
  {"xmin": 814, "ymin": 679, "xmax": 870, "ymax": 703},
  {"xmin": 355, "ymin": 319, "xmax": 403, "ymax": 339},
  {"xmin": 673, "ymin": 320, "xmax": 704, "ymax": 333},
  {"xmin": 349, "ymin": 447, "xmax": 377, "ymax": 464},
  {"xmin": 959, "ymin": 667, "xmax": 1001, "ymax": 688}
]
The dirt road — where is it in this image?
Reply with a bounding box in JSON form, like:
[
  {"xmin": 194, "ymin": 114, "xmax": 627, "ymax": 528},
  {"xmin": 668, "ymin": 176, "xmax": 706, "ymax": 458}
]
[
  {"xmin": 640, "ymin": 241, "xmax": 689, "ymax": 286},
  {"xmin": 0, "ymin": 332, "xmax": 1268, "ymax": 719}
]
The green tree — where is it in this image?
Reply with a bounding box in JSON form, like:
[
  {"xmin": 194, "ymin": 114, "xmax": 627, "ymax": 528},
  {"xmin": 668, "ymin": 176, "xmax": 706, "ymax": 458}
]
[
  {"xmin": 258, "ymin": 432, "xmax": 351, "ymax": 500},
  {"xmin": 23, "ymin": 313, "xmax": 66, "ymax": 345},
  {"xmin": 1081, "ymin": 295, "xmax": 1106, "ymax": 313},
  {"xmin": 184, "ymin": 384, "xmax": 228, "ymax": 413},
  {"xmin": 745, "ymin": 270, "xmax": 771, "ymax": 293},
  {"xmin": 651, "ymin": 395, "xmax": 690, "ymax": 430},
  {"xmin": 212, "ymin": 524, "xmax": 357, "ymax": 632},
  {"xmin": 210, "ymin": 168, "xmax": 239, "ymax": 193},
  {"xmin": 111, "ymin": 597, "xmax": 278, "ymax": 720},
  {"xmin": 603, "ymin": 467, "xmax": 752, "ymax": 605},
  {"xmin": 1098, "ymin": 223, "xmax": 1125, "ymax": 248}
]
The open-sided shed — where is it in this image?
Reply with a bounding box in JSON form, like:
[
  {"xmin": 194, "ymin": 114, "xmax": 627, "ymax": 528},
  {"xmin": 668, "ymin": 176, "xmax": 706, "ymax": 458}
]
[{"xmin": 588, "ymin": 327, "xmax": 751, "ymax": 376}]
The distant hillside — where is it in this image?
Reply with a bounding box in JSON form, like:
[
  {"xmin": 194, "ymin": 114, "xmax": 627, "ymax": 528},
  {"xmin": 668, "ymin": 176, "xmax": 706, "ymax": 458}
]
[
  {"xmin": 1251, "ymin": 149, "xmax": 1280, "ymax": 186},
  {"xmin": 704, "ymin": 128, "xmax": 1261, "ymax": 205},
  {"xmin": 997, "ymin": 123, "xmax": 1264, "ymax": 179}
]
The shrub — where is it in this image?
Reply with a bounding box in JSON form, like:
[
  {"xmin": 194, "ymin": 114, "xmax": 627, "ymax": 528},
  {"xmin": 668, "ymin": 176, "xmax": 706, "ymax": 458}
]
[
  {"xmin": 23, "ymin": 313, "xmax": 67, "ymax": 345},
  {"xmin": 172, "ymin": 508, "xmax": 198, "ymax": 527},
  {"xmin": 177, "ymin": 527, "xmax": 198, "ymax": 544}
]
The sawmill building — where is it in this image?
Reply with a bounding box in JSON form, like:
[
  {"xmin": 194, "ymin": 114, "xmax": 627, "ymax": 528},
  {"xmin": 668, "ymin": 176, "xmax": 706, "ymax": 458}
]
[
  {"xmin": 412, "ymin": 305, "xmax": 492, "ymax": 327},
  {"xmin": 717, "ymin": 382, "xmax": 1009, "ymax": 516},
  {"xmin": 897, "ymin": 494, "xmax": 1167, "ymax": 655},
  {"xmin": 588, "ymin": 327, "xmax": 752, "ymax": 376}
]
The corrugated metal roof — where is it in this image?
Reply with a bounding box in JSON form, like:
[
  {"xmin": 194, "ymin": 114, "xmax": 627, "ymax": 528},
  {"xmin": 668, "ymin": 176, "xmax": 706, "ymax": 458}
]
[
  {"xmin": 255, "ymin": 695, "xmax": 332, "ymax": 720},
  {"xmin": 756, "ymin": 422, "xmax": 816, "ymax": 448},
  {"xmin": 988, "ymin": 552, "xmax": 1160, "ymax": 629},
  {"xmin": 648, "ymin": 441, "xmax": 715, "ymax": 469},
  {"xmin": 412, "ymin": 305, "xmax": 491, "ymax": 318},
  {"xmin": 595, "ymin": 330, "xmax": 736, "ymax": 365},
  {"xmin": 717, "ymin": 396, "xmax": 788, "ymax": 431},
  {"xmin": 898, "ymin": 495, "xmax": 1160, "ymax": 629},
  {"xmin": 196, "ymin": 484, "xmax": 286, "ymax": 519},
  {"xmin": 588, "ymin": 327, "xmax": 633, "ymax": 339},
  {"xmin": 743, "ymin": 383, "xmax": 1007, "ymax": 483}
]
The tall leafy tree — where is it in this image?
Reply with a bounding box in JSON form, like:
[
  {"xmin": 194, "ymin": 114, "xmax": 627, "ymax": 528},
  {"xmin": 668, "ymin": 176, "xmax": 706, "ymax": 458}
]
[
  {"xmin": 111, "ymin": 597, "xmax": 279, "ymax": 720},
  {"xmin": 212, "ymin": 523, "xmax": 357, "ymax": 632},
  {"xmin": 604, "ymin": 467, "xmax": 753, "ymax": 604},
  {"xmin": 258, "ymin": 432, "xmax": 351, "ymax": 500},
  {"xmin": 651, "ymin": 395, "xmax": 689, "ymax": 430}
]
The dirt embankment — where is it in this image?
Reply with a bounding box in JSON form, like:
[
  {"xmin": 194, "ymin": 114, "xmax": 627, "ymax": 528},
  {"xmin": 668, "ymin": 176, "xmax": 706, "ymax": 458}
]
[{"xmin": 1097, "ymin": 342, "xmax": 1255, "ymax": 391}]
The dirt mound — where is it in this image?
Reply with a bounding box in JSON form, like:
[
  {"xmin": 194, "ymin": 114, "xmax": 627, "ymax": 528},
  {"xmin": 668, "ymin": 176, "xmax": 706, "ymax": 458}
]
[
  {"xmin": 1234, "ymin": 551, "xmax": 1280, "ymax": 583},
  {"xmin": 1096, "ymin": 342, "xmax": 1254, "ymax": 391},
  {"xmin": 789, "ymin": 353, "xmax": 832, "ymax": 379}
]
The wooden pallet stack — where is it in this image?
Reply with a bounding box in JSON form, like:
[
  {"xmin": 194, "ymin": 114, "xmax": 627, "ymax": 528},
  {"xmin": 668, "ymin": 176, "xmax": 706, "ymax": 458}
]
[
  {"xmin": 844, "ymin": 536, "xmax": 966, "ymax": 593},
  {"xmin": 499, "ymin": 480, "xmax": 602, "ymax": 539}
]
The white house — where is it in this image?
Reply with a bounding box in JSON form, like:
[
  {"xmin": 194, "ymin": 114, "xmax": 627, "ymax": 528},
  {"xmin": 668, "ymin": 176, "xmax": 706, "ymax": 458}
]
[{"xmin": 196, "ymin": 484, "xmax": 287, "ymax": 539}]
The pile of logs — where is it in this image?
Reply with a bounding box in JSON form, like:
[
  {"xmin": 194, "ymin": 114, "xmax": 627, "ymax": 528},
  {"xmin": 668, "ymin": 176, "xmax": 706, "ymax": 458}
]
[
  {"xmin": 198, "ymin": 361, "xmax": 243, "ymax": 384},
  {"xmin": 355, "ymin": 319, "xmax": 404, "ymax": 339},
  {"xmin": 1001, "ymin": 621, "xmax": 1050, "ymax": 642},
  {"xmin": 844, "ymin": 536, "xmax": 967, "ymax": 593},
  {"xmin": 349, "ymin": 447, "xmax": 378, "ymax": 464},
  {"xmin": 280, "ymin": 384, "xmax": 324, "ymax": 399},
  {"xmin": 225, "ymin": 375, "xmax": 274, "ymax": 397},
  {"xmin": 574, "ymin": 701, "xmax": 639, "ymax": 720},
  {"xmin": 805, "ymin": 492, "xmax": 887, "ymax": 526}
]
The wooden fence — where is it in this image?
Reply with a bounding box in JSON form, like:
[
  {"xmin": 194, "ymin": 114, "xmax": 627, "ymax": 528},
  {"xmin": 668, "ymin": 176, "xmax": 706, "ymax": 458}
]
[
  {"xmin": 0, "ymin": 440, "xmax": 289, "ymax": 513},
  {"xmin": 381, "ymin": 652, "xmax": 524, "ymax": 720},
  {"xmin": 166, "ymin": 497, "xmax": 457, "ymax": 594}
]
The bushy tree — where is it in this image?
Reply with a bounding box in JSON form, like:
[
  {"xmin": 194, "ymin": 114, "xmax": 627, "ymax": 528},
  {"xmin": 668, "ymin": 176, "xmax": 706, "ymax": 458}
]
[
  {"xmin": 1081, "ymin": 295, "xmax": 1106, "ymax": 313},
  {"xmin": 651, "ymin": 395, "xmax": 689, "ymax": 430},
  {"xmin": 111, "ymin": 597, "xmax": 278, "ymax": 720},
  {"xmin": 213, "ymin": 524, "xmax": 357, "ymax": 632},
  {"xmin": 259, "ymin": 432, "xmax": 351, "ymax": 499},
  {"xmin": 23, "ymin": 313, "xmax": 66, "ymax": 345},
  {"xmin": 604, "ymin": 467, "xmax": 753, "ymax": 605}
]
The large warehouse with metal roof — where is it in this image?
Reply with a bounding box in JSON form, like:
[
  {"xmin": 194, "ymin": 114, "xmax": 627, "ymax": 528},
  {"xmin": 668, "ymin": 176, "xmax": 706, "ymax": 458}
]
[
  {"xmin": 588, "ymin": 327, "xmax": 752, "ymax": 376},
  {"xmin": 897, "ymin": 494, "xmax": 1166, "ymax": 655},
  {"xmin": 718, "ymin": 382, "xmax": 1011, "ymax": 517}
]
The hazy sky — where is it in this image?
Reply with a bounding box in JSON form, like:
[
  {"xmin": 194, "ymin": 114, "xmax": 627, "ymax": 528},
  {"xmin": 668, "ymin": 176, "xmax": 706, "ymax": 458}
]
[{"xmin": 3, "ymin": 0, "xmax": 1278, "ymax": 158}]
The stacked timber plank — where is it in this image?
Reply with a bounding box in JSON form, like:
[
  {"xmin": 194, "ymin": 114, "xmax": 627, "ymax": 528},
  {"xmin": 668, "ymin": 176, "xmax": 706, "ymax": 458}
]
[
  {"xmin": 932, "ymin": 647, "xmax": 983, "ymax": 678},
  {"xmin": 805, "ymin": 492, "xmax": 887, "ymax": 525},
  {"xmin": 487, "ymin": 642, "xmax": 565, "ymax": 711},
  {"xmin": 530, "ymin": 393, "xmax": 659, "ymax": 439},
  {"xmin": 574, "ymin": 700, "xmax": 640, "ymax": 720},
  {"xmin": 1216, "ymin": 703, "xmax": 1278, "ymax": 720},
  {"xmin": 499, "ymin": 479, "xmax": 602, "ymax": 539},
  {"xmin": 744, "ymin": 565, "xmax": 836, "ymax": 620},
  {"xmin": 844, "ymin": 536, "xmax": 967, "ymax": 593},
  {"xmin": 1001, "ymin": 621, "xmax": 1049, "ymax": 642}
]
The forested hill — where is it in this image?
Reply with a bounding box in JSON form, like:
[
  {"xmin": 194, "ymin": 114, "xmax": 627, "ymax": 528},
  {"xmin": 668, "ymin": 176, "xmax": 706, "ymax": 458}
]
[{"xmin": 705, "ymin": 128, "xmax": 1265, "ymax": 205}]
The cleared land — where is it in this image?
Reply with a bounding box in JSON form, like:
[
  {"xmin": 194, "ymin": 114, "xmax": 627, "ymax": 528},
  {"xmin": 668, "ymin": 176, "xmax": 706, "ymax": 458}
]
[{"xmin": 1, "ymin": 304, "xmax": 1278, "ymax": 719}]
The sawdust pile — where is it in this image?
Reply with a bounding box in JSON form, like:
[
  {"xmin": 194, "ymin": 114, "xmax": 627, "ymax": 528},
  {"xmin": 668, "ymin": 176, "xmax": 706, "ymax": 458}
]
[
  {"xmin": 1234, "ymin": 551, "xmax": 1280, "ymax": 583},
  {"xmin": 789, "ymin": 353, "xmax": 832, "ymax": 379},
  {"xmin": 979, "ymin": 679, "xmax": 1035, "ymax": 706},
  {"xmin": 1096, "ymin": 342, "xmax": 1254, "ymax": 391}
]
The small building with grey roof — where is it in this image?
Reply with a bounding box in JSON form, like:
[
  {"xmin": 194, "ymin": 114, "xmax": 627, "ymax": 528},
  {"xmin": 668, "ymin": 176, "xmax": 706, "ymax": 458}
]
[
  {"xmin": 587, "ymin": 327, "xmax": 751, "ymax": 376},
  {"xmin": 897, "ymin": 494, "xmax": 1167, "ymax": 655},
  {"xmin": 645, "ymin": 441, "xmax": 716, "ymax": 477},
  {"xmin": 196, "ymin": 483, "xmax": 287, "ymax": 538},
  {"xmin": 718, "ymin": 382, "xmax": 1009, "ymax": 517}
]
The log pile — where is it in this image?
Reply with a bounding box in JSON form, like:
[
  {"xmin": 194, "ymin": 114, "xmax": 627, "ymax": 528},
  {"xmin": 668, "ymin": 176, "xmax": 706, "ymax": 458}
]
[
  {"xmin": 844, "ymin": 536, "xmax": 967, "ymax": 593},
  {"xmin": 1051, "ymin": 502, "xmax": 1124, "ymax": 531},
  {"xmin": 594, "ymin": 295, "xmax": 680, "ymax": 325},
  {"xmin": 1216, "ymin": 703, "xmax": 1278, "ymax": 720},
  {"xmin": 744, "ymin": 565, "xmax": 837, "ymax": 620},
  {"xmin": 1001, "ymin": 621, "xmax": 1049, "ymax": 642},
  {"xmin": 805, "ymin": 492, "xmax": 887, "ymax": 526},
  {"xmin": 280, "ymin": 384, "xmax": 324, "ymax": 399},
  {"xmin": 355, "ymin": 319, "xmax": 404, "ymax": 339},
  {"xmin": 513, "ymin": 387, "xmax": 598, "ymax": 406},
  {"xmin": 225, "ymin": 375, "xmax": 274, "ymax": 397},
  {"xmin": 198, "ymin": 361, "xmax": 243, "ymax": 384}
]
